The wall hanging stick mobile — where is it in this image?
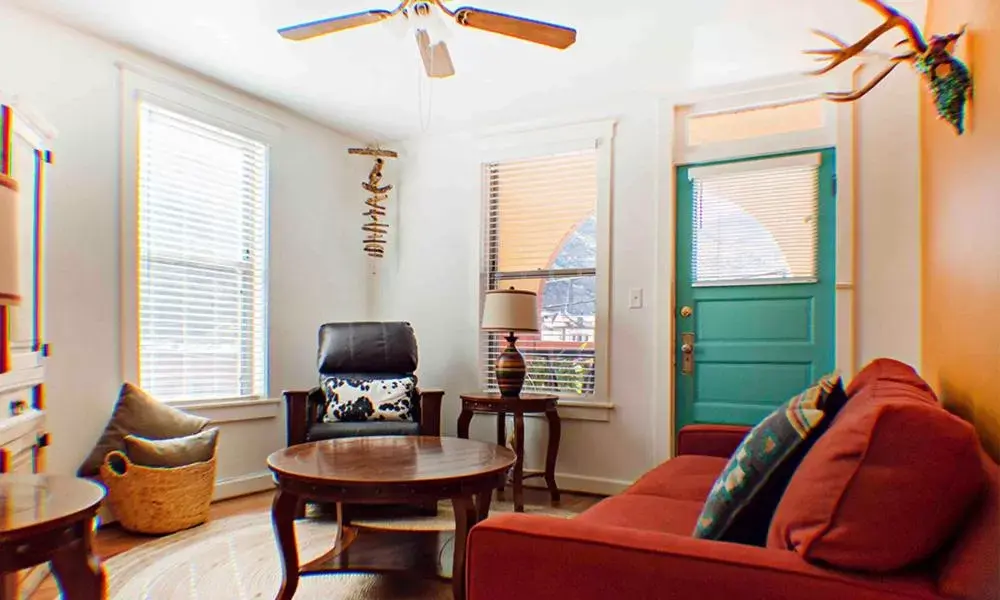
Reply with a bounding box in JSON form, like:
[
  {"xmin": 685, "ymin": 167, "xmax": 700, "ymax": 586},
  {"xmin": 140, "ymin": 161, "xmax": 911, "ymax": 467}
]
[
  {"xmin": 349, "ymin": 146, "xmax": 398, "ymax": 258},
  {"xmin": 805, "ymin": 0, "xmax": 973, "ymax": 135}
]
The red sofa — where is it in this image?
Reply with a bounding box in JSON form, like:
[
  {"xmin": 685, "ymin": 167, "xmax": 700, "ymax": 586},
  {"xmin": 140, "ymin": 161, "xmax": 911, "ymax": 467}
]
[{"xmin": 467, "ymin": 363, "xmax": 999, "ymax": 600}]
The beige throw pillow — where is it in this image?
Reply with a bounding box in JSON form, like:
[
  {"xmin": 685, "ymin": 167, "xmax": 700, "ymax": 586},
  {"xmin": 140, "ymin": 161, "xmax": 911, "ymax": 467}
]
[
  {"xmin": 124, "ymin": 428, "xmax": 220, "ymax": 468},
  {"xmin": 77, "ymin": 382, "xmax": 210, "ymax": 476}
]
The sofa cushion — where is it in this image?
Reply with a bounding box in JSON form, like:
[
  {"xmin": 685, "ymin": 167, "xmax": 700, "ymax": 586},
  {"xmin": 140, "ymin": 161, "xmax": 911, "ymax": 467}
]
[
  {"xmin": 321, "ymin": 375, "xmax": 416, "ymax": 422},
  {"xmin": 845, "ymin": 358, "xmax": 937, "ymax": 403},
  {"xmin": 77, "ymin": 383, "xmax": 210, "ymax": 477},
  {"xmin": 767, "ymin": 396, "xmax": 985, "ymax": 572},
  {"xmin": 693, "ymin": 373, "xmax": 847, "ymax": 545},
  {"xmin": 577, "ymin": 495, "xmax": 704, "ymax": 535},
  {"xmin": 624, "ymin": 455, "xmax": 727, "ymax": 502},
  {"xmin": 306, "ymin": 420, "xmax": 421, "ymax": 441}
]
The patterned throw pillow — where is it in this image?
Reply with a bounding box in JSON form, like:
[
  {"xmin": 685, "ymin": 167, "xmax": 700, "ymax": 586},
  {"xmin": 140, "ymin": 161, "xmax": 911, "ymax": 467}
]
[
  {"xmin": 321, "ymin": 376, "xmax": 416, "ymax": 423},
  {"xmin": 693, "ymin": 372, "xmax": 846, "ymax": 542}
]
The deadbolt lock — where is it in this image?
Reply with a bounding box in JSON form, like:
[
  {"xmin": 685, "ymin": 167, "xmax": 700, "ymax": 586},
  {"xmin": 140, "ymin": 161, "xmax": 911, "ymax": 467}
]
[{"xmin": 680, "ymin": 306, "xmax": 693, "ymax": 318}]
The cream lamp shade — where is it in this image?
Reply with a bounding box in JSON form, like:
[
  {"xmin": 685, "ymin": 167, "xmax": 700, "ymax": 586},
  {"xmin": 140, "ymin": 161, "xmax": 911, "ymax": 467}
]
[
  {"xmin": 481, "ymin": 288, "xmax": 539, "ymax": 333},
  {"xmin": 0, "ymin": 173, "xmax": 19, "ymax": 306}
]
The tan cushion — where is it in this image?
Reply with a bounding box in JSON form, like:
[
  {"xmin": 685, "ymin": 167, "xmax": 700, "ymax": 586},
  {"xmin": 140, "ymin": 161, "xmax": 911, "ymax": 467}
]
[
  {"xmin": 124, "ymin": 427, "xmax": 220, "ymax": 468},
  {"xmin": 77, "ymin": 383, "xmax": 210, "ymax": 476}
]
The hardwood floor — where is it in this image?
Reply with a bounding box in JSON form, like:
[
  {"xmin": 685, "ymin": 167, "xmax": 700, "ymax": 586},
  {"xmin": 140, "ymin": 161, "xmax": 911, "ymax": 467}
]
[{"xmin": 29, "ymin": 487, "xmax": 601, "ymax": 599}]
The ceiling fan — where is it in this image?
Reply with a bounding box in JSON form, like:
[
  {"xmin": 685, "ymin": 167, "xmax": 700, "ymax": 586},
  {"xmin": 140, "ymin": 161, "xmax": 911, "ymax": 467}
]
[{"xmin": 277, "ymin": 0, "xmax": 577, "ymax": 79}]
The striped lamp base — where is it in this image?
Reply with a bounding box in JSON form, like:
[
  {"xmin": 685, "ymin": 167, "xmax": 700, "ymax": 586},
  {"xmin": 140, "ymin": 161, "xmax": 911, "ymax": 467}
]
[{"xmin": 496, "ymin": 333, "xmax": 526, "ymax": 398}]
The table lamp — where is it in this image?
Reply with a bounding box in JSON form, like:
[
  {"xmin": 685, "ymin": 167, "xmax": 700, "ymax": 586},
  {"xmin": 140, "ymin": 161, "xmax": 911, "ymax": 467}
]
[
  {"xmin": 481, "ymin": 287, "xmax": 539, "ymax": 398},
  {"xmin": 0, "ymin": 173, "xmax": 19, "ymax": 306}
]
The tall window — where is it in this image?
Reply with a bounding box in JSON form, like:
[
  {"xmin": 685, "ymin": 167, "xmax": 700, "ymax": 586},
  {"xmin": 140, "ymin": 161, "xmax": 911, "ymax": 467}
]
[
  {"xmin": 482, "ymin": 149, "xmax": 600, "ymax": 396},
  {"xmin": 137, "ymin": 102, "xmax": 268, "ymax": 402}
]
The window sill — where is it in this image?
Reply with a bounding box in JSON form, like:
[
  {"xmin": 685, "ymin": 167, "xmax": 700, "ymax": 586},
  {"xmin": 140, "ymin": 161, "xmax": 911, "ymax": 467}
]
[
  {"xmin": 528, "ymin": 399, "xmax": 615, "ymax": 422},
  {"xmin": 164, "ymin": 397, "xmax": 281, "ymax": 424}
]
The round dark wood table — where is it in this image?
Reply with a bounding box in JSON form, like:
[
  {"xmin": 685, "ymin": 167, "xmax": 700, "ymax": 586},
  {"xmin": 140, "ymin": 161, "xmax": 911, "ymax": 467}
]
[
  {"xmin": 0, "ymin": 475, "xmax": 106, "ymax": 600},
  {"xmin": 267, "ymin": 436, "xmax": 515, "ymax": 600},
  {"xmin": 457, "ymin": 393, "xmax": 561, "ymax": 513}
]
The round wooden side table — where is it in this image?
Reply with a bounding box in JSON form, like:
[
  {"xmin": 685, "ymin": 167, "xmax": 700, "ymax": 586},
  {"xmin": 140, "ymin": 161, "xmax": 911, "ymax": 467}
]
[
  {"xmin": 0, "ymin": 474, "xmax": 106, "ymax": 600},
  {"xmin": 457, "ymin": 393, "xmax": 561, "ymax": 513}
]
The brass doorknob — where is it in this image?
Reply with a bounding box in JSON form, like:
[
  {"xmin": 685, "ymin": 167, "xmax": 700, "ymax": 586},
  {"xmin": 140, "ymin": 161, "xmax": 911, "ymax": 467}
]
[{"xmin": 681, "ymin": 343, "xmax": 693, "ymax": 353}]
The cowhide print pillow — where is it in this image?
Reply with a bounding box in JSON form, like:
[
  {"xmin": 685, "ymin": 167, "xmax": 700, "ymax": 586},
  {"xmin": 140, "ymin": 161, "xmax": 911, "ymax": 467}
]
[{"xmin": 321, "ymin": 376, "xmax": 416, "ymax": 423}]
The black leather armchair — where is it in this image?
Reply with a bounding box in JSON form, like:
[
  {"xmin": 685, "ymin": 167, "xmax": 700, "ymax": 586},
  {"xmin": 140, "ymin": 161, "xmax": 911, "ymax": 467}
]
[{"xmin": 283, "ymin": 321, "xmax": 443, "ymax": 447}]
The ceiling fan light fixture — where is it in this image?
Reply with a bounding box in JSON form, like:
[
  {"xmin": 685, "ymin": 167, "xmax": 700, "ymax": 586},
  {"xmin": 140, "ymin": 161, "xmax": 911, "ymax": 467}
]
[{"xmin": 411, "ymin": 1, "xmax": 453, "ymax": 44}]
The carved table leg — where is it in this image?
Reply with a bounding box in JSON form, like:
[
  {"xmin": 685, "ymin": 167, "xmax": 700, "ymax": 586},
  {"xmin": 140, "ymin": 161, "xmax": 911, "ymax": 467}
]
[
  {"xmin": 544, "ymin": 407, "xmax": 562, "ymax": 505},
  {"xmin": 50, "ymin": 524, "xmax": 106, "ymax": 600},
  {"xmin": 451, "ymin": 495, "xmax": 478, "ymax": 600},
  {"xmin": 512, "ymin": 411, "xmax": 525, "ymax": 513},
  {"xmin": 496, "ymin": 411, "xmax": 507, "ymax": 498},
  {"xmin": 271, "ymin": 489, "xmax": 302, "ymax": 600},
  {"xmin": 475, "ymin": 488, "xmax": 494, "ymax": 521},
  {"xmin": 457, "ymin": 406, "xmax": 474, "ymax": 440}
]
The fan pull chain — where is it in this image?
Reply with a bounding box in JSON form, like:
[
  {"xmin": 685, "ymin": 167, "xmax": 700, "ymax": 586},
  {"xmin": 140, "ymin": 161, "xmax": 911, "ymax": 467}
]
[{"xmin": 417, "ymin": 46, "xmax": 434, "ymax": 133}]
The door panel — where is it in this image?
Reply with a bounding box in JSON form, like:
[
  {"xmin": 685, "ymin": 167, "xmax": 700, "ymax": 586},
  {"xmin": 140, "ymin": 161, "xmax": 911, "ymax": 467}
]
[{"xmin": 675, "ymin": 148, "xmax": 836, "ymax": 432}]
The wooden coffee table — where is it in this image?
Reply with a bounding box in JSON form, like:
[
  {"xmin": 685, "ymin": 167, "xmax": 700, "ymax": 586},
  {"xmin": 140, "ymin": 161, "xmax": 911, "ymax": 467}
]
[
  {"xmin": 0, "ymin": 475, "xmax": 106, "ymax": 600},
  {"xmin": 267, "ymin": 436, "xmax": 515, "ymax": 600}
]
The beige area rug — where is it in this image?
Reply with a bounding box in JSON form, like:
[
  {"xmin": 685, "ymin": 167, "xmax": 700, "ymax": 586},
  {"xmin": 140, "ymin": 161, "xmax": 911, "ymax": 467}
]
[{"xmin": 106, "ymin": 500, "xmax": 576, "ymax": 600}]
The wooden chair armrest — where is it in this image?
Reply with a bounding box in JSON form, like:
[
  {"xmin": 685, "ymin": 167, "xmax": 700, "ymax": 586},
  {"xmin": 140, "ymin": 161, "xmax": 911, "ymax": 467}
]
[
  {"xmin": 417, "ymin": 389, "xmax": 444, "ymax": 437},
  {"xmin": 283, "ymin": 387, "xmax": 323, "ymax": 446}
]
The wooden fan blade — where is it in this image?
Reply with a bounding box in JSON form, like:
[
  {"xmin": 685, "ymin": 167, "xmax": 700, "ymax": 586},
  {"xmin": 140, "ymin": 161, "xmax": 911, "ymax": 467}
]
[
  {"xmin": 416, "ymin": 30, "xmax": 456, "ymax": 78},
  {"xmin": 453, "ymin": 7, "xmax": 576, "ymax": 49},
  {"xmin": 278, "ymin": 10, "xmax": 391, "ymax": 41}
]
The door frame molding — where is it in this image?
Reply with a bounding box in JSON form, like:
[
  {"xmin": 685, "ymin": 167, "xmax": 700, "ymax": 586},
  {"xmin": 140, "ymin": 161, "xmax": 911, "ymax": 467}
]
[{"xmin": 652, "ymin": 68, "xmax": 863, "ymax": 462}]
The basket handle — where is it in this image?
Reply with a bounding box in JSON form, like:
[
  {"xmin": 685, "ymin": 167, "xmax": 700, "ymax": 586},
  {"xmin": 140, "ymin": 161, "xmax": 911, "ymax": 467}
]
[{"xmin": 103, "ymin": 450, "xmax": 132, "ymax": 478}]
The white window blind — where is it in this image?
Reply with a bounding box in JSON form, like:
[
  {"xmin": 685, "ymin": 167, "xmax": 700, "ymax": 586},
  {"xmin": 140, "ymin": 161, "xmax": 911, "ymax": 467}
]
[
  {"xmin": 482, "ymin": 149, "xmax": 599, "ymax": 396},
  {"xmin": 137, "ymin": 102, "xmax": 268, "ymax": 402},
  {"xmin": 689, "ymin": 153, "xmax": 820, "ymax": 286}
]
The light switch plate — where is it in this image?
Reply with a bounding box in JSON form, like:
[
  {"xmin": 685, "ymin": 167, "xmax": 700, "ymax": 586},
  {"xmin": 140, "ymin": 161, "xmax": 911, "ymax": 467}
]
[{"xmin": 629, "ymin": 288, "xmax": 643, "ymax": 309}]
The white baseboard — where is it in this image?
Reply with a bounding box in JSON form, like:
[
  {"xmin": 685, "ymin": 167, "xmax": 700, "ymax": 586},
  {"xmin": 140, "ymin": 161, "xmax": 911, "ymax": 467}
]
[
  {"xmin": 553, "ymin": 472, "xmax": 631, "ymax": 496},
  {"xmin": 213, "ymin": 470, "xmax": 275, "ymax": 501}
]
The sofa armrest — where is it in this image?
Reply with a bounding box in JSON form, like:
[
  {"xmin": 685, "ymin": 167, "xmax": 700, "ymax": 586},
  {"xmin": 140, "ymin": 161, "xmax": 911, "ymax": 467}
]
[
  {"xmin": 283, "ymin": 387, "xmax": 323, "ymax": 446},
  {"xmin": 468, "ymin": 515, "xmax": 931, "ymax": 600},
  {"xmin": 676, "ymin": 424, "xmax": 751, "ymax": 458},
  {"xmin": 417, "ymin": 388, "xmax": 444, "ymax": 437}
]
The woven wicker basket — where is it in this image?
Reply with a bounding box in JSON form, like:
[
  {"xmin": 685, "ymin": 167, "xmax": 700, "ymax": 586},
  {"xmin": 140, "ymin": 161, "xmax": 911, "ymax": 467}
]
[{"xmin": 100, "ymin": 450, "xmax": 217, "ymax": 535}]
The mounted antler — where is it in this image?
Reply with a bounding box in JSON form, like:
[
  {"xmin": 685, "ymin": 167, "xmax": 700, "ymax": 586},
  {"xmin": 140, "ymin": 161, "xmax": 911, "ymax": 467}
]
[{"xmin": 806, "ymin": 0, "xmax": 973, "ymax": 134}]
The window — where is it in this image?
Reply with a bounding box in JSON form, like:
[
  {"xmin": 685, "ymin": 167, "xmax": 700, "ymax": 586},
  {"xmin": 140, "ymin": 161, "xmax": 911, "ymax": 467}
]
[
  {"xmin": 136, "ymin": 102, "xmax": 268, "ymax": 402},
  {"xmin": 686, "ymin": 99, "xmax": 826, "ymax": 146},
  {"xmin": 688, "ymin": 153, "xmax": 820, "ymax": 286},
  {"xmin": 481, "ymin": 144, "xmax": 607, "ymax": 397}
]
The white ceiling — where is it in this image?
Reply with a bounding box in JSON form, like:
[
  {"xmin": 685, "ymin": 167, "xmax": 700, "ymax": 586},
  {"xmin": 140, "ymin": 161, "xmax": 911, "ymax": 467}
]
[{"xmin": 11, "ymin": 0, "xmax": 927, "ymax": 141}]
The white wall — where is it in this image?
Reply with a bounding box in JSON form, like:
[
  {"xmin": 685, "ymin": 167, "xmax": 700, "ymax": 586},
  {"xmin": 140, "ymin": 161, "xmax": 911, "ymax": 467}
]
[
  {"xmin": 380, "ymin": 76, "xmax": 923, "ymax": 492},
  {"xmin": 0, "ymin": 5, "xmax": 368, "ymax": 494},
  {"xmin": 855, "ymin": 65, "xmax": 923, "ymax": 368}
]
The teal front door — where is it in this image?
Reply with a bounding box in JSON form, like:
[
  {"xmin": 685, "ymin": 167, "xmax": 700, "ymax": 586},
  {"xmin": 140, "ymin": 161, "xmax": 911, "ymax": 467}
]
[{"xmin": 675, "ymin": 149, "xmax": 836, "ymax": 432}]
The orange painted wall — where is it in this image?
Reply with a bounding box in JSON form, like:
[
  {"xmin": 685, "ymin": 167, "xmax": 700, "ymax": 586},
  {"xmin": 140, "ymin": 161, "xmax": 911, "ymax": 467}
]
[{"xmin": 922, "ymin": 0, "xmax": 1000, "ymax": 459}]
